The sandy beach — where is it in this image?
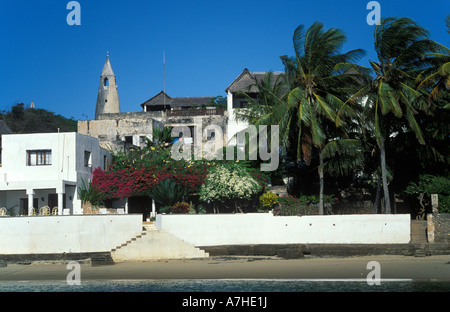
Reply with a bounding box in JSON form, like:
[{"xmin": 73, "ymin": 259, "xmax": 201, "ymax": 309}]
[{"xmin": 1, "ymin": 255, "xmax": 449, "ymax": 282}]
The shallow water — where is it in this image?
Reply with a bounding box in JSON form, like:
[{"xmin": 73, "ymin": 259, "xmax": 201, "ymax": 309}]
[{"xmin": 1, "ymin": 279, "xmax": 449, "ymax": 292}]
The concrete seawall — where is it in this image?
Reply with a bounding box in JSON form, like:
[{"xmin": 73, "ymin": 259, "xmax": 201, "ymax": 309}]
[
  {"xmin": 156, "ymin": 213, "xmax": 412, "ymax": 246},
  {"xmin": 0, "ymin": 215, "xmax": 142, "ymax": 254}
]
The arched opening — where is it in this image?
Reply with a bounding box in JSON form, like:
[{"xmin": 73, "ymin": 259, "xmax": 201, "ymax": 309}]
[{"xmin": 104, "ymin": 78, "xmax": 109, "ymax": 87}]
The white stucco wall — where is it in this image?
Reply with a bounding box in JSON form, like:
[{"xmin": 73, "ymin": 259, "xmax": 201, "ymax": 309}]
[
  {"xmin": 156, "ymin": 213, "xmax": 411, "ymax": 246},
  {"xmin": 0, "ymin": 132, "xmax": 110, "ymax": 215},
  {"xmin": 226, "ymin": 90, "xmax": 250, "ymax": 145},
  {"xmin": 0, "ymin": 215, "xmax": 142, "ymax": 254}
]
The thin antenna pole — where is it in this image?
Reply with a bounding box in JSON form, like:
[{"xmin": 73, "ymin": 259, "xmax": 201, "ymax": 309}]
[{"xmin": 163, "ymin": 51, "xmax": 166, "ymax": 111}]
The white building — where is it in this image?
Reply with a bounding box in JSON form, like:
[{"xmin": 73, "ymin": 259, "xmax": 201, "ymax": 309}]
[
  {"xmin": 0, "ymin": 132, "xmax": 110, "ymax": 216},
  {"xmin": 226, "ymin": 68, "xmax": 283, "ymax": 146}
]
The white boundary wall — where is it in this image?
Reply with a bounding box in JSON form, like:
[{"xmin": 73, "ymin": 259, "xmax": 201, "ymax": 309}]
[
  {"xmin": 0, "ymin": 215, "xmax": 142, "ymax": 254},
  {"xmin": 156, "ymin": 213, "xmax": 411, "ymax": 246}
]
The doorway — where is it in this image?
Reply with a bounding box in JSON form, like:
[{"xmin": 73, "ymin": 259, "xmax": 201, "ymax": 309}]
[
  {"xmin": 20, "ymin": 198, "xmax": 38, "ymax": 214},
  {"xmin": 48, "ymin": 194, "xmax": 66, "ymax": 209}
]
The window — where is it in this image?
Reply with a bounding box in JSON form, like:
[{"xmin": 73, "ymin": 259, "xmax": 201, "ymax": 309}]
[
  {"xmin": 103, "ymin": 155, "xmax": 109, "ymax": 171},
  {"xmin": 104, "ymin": 78, "xmax": 109, "ymax": 87},
  {"xmin": 139, "ymin": 136, "xmax": 147, "ymax": 149},
  {"xmin": 84, "ymin": 151, "xmax": 92, "ymax": 167},
  {"xmin": 124, "ymin": 136, "xmax": 133, "ymax": 144},
  {"xmin": 27, "ymin": 150, "xmax": 52, "ymax": 166}
]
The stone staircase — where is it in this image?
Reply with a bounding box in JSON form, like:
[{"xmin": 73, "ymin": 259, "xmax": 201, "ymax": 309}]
[
  {"xmin": 410, "ymin": 220, "xmax": 429, "ymax": 257},
  {"xmin": 111, "ymin": 223, "xmax": 209, "ymax": 262}
]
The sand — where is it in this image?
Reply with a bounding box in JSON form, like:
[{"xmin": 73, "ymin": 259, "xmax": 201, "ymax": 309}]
[{"xmin": 0, "ymin": 255, "xmax": 449, "ymax": 281}]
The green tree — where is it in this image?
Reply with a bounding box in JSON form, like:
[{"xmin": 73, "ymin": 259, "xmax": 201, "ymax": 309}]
[
  {"xmin": 1, "ymin": 103, "xmax": 77, "ymax": 133},
  {"xmin": 416, "ymin": 15, "xmax": 450, "ymax": 108},
  {"xmin": 144, "ymin": 125, "xmax": 174, "ymax": 149},
  {"xmin": 345, "ymin": 17, "xmax": 438, "ymax": 214},
  {"xmin": 276, "ymin": 22, "xmax": 368, "ymax": 214},
  {"xmin": 234, "ymin": 71, "xmax": 287, "ymax": 126}
]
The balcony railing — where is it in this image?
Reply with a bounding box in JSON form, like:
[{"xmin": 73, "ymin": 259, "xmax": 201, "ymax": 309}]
[{"xmin": 166, "ymin": 108, "xmax": 225, "ymax": 117}]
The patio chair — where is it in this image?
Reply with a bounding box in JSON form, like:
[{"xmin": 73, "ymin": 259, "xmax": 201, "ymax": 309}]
[
  {"xmin": 39, "ymin": 206, "xmax": 50, "ymax": 216},
  {"xmin": 29, "ymin": 207, "xmax": 36, "ymax": 216},
  {"xmin": 0, "ymin": 207, "xmax": 8, "ymax": 217},
  {"xmin": 52, "ymin": 207, "xmax": 58, "ymax": 215}
]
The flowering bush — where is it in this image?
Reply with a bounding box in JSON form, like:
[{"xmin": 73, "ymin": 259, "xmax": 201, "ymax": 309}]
[
  {"xmin": 259, "ymin": 192, "xmax": 279, "ymax": 210},
  {"xmin": 88, "ymin": 144, "xmax": 271, "ymax": 212},
  {"xmin": 90, "ymin": 147, "xmax": 208, "ymax": 203},
  {"xmin": 199, "ymin": 164, "xmax": 262, "ymax": 203}
]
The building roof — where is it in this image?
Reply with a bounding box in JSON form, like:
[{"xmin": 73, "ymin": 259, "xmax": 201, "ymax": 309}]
[
  {"xmin": 0, "ymin": 120, "xmax": 13, "ymax": 135},
  {"xmin": 101, "ymin": 53, "xmax": 115, "ymax": 77},
  {"xmin": 171, "ymin": 96, "xmax": 214, "ymax": 108},
  {"xmin": 140, "ymin": 91, "xmax": 214, "ymax": 109},
  {"xmin": 140, "ymin": 91, "xmax": 172, "ymax": 107},
  {"xmin": 225, "ymin": 68, "xmax": 284, "ymax": 93}
]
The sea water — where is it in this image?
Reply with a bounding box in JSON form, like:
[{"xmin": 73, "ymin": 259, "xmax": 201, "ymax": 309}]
[{"xmin": 0, "ymin": 279, "xmax": 449, "ymax": 292}]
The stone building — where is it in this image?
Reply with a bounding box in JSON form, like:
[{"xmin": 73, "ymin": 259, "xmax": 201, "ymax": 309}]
[
  {"xmin": 78, "ymin": 55, "xmax": 228, "ymax": 152},
  {"xmin": 95, "ymin": 52, "xmax": 120, "ymax": 119}
]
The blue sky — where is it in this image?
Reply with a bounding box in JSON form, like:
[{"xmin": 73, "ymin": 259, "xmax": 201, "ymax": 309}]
[{"xmin": 0, "ymin": 0, "xmax": 448, "ymax": 121}]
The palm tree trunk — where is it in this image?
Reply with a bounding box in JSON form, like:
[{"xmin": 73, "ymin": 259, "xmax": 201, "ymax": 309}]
[
  {"xmin": 380, "ymin": 139, "xmax": 391, "ymax": 214},
  {"xmin": 372, "ymin": 174, "xmax": 381, "ymax": 214},
  {"xmin": 319, "ymin": 151, "xmax": 324, "ymax": 215}
]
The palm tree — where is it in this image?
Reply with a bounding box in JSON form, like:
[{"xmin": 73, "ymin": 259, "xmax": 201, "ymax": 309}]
[
  {"xmin": 234, "ymin": 71, "xmax": 287, "ymax": 126},
  {"xmin": 342, "ymin": 17, "xmax": 438, "ymax": 213},
  {"xmin": 417, "ymin": 15, "xmax": 450, "ymax": 108},
  {"xmin": 277, "ymin": 22, "xmax": 369, "ymax": 214},
  {"xmin": 144, "ymin": 125, "xmax": 174, "ymax": 149}
]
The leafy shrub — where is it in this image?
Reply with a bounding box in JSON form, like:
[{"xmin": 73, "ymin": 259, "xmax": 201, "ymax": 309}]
[
  {"xmin": 404, "ymin": 175, "xmax": 450, "ymax": 213},
  {"xmin": 272, "ymin": 194, "xmax": 338, "ymax": 216},
  {"xmin": 259, "ymin": 192, "xmax": 279, "ymax": 210},
  {"xmin": 273, "ymin": 195, "xmax": 310, "ymax": 216},
  {"xmin": 160, "ymin": 206, "xmax": 173, "ymax": 214},
  {"xmin": 145, "ymin": 179, "xmax": 189, "ymax": 207},
  {"xmin": 78, "ymin": 179, "xmax": 106, "ymax": 207},
  {"xmin": 172, "ymin": 202, "xmax": 190, "ymax": 214},
  {"xmin": 199, "ymin": 163, "xmax": 263, "ymax": 213},
  {"xmin": 199, "ymin": 164, "xmax": 262, "ymax": 203}
]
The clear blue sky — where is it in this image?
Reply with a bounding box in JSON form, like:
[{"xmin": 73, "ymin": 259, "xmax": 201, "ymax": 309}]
[{"xmin": 0, "ymin": 0, "xmax": 448, "ymax": 121}]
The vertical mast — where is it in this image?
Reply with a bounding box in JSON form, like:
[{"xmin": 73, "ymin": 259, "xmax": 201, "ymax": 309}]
[{"xmin": 163, "ymin": 51, "xmax": 166, "ymax": 111}]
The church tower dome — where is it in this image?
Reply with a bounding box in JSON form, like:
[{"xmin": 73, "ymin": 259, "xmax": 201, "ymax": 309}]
[{"xmin": 95, "ymin": 52, "xmax": 120, "ymax": 119}]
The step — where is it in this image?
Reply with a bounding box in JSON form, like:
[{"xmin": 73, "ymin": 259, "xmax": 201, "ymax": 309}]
[
  {"xmin": 111, "ymin": 225, "xmax": 209, "ymax": 261},
  {"xmin": 410, "ymin": 220, "xmax": 428, "ymax": 243},
  {"xmin": 412, "ymin": 243, "xmax": 429, "ymax": 257}
]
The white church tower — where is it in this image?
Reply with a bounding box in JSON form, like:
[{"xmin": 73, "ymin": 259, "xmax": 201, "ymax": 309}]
[{"xmin": 95, "ymin": 52, "xmax": 120, "ymax": 119}]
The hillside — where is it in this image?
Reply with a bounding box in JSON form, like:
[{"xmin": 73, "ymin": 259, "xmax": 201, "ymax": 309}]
[{"xmin": 0, "ymin": 103, "xmax": 77, "ymax": 134}]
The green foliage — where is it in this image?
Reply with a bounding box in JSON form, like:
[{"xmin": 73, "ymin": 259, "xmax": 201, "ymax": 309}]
[
  {"xmin": 272, "ymin": 195, "xmax": 311, "ymax": 216},
  {"xmin": 199, "ymin": 163, "xmax": 262, "ymax": 203},
  {"xmin": 273, "ymin": 194, "xmax": 338, "ymax": 216},
  {"xmin": 145, "ymin": 179, "xmax": 189, "ymax": 207},
  {"xmin": 1, "ymin": 103, "xmax": 77, "ymax": 134},
  {"xmin": 210, "ymin": 95, "xmax": 227, "ymax": 109},
  {"xmin": 145, "ymin": 126, "xmax": 174, "ymax": 149},
  {"xmin": 404, "ymin": 175, "xmax": 450, "ymax": 213},
  {"xmin": 77, "ymin": 179, "xmax": 106, "ymax": 207},
  {"xmin": 259, "ymin": 192, "xmax": 279, "ymax": 210},
  {"xmin": 172, "ymin": 202, "xmax": 190, "ymax": 214}
]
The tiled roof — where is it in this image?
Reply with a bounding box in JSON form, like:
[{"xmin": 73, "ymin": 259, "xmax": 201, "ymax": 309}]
[
  {"xmin": 140, "ymin": 91, "xmax": 214, "ymax": 108},
  {"xmin": 225, "ymin": 68, "xmax": 283, "ymax": 93}
]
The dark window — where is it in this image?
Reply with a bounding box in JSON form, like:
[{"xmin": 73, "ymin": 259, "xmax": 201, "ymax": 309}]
[
  {"xmin": 84, "ymin": 151, "xmax": 92, "ymax": 167},
  {"xmin": 124, "ymin": 136, "xmax": 133, "ymax": 144},
  {"xmin": 233, "ymin": 100, "xmax": 248, "ymax": 109},
  {"xmin": 27, "ymin": 150, "xmax": 52, "ymax": 166}
]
